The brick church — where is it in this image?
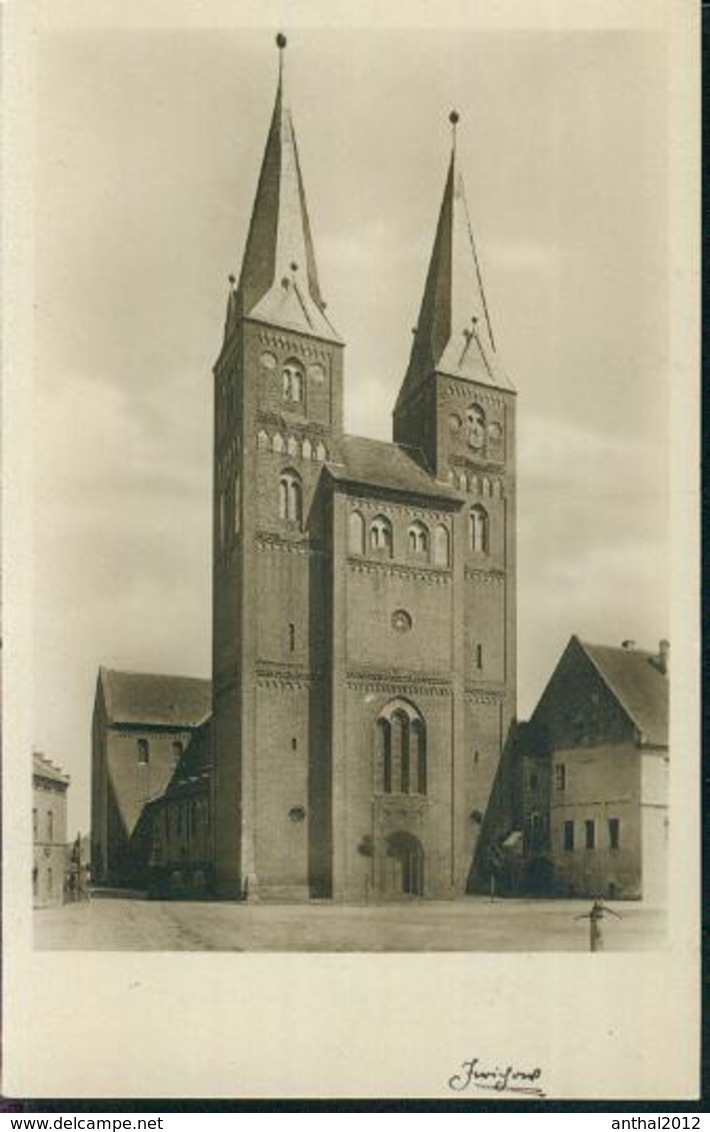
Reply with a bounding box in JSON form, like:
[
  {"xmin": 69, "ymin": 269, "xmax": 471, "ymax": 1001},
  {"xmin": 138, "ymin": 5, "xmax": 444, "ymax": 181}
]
[
  {"xmin": 92, "ymin": 37, "xmax": 517, "ymax": 901},
  {"xmin": 210, "ymin": 37, "xmax": 516, "ymax": 902}
]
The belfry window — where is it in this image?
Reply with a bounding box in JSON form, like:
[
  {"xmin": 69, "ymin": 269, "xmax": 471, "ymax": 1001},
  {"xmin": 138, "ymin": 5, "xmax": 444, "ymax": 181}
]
[
  {"xmin": 282, "ymin": 360, "xmax": 304, "ymax": 404},
  {"xmin": 375, "ymin": 699, "xmax": 427, "ymax": 795},
  {"xmin": 370, "ymin": 515, "xmax": 393, "ymax": 555},
  {"xmin": 470, "ymin": 505, "xmax": 489, "ymax": 554},
  {"xmin": 408, "ymin": 521, "xmax": 429, "ymax": 556},
  {"xmin": 278, "ymin": 470, "xmax": 303, "ymax": 524}
]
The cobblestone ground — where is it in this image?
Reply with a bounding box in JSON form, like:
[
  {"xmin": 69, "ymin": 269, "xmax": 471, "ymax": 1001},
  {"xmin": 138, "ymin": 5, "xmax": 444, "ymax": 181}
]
[{"xmin": 34, "ymin": 896, "xmax": 667, "ymax": 952}]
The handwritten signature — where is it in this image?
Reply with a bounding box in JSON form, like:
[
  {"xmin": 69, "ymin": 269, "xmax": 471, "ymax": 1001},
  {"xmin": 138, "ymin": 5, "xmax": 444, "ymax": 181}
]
[{"xmin": 449, "ymin": 1057, "xmax": 545, "ymax": 1097}]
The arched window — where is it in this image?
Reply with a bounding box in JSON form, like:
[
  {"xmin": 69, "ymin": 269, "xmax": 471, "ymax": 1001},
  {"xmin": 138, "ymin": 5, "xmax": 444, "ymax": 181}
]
[
  {"xmin": 282, "ymin": 359, "xmax": 304, "ymax": 403},
  {"xmin": 391, "ymin": 710, "xmax": 410, "ymax": 794},
  {"xmin": 279, "ymin": 470, "xmax": 302, "ymax": 523},
  {"xmin": 466, "ymin": 403, "xmax": 486, "ymax": 452},
  {"xmin": 411, "ymin": 719, "xmax": 427, "ymax": 794},
  {"xmin": 408, "ymin": 521, "xmax": 429, "ymax": 555},
  {"xmin": 370, "ymin": 515, "xmax": 393, "ymax": 555},
  {"xmin": 349, "ymin": 510, "xmax": 365, "ymax": 555},
  {"xmin": 434, "ymin": 524, "xmax": 450, "ymax": 567},
  {"xmin": 233, "ymin": 471, "xmax": 241, "ymax": 534},
  {"xmin": 470, "ymin": 505, "xmax": 489, "ymax": 553},
  {"xmin": 375, "ymin": 699, "xmax": 427, "ymax": 795},
  {"xmin": 218, "ymin": 491, "xmax": 227, "ymax": 548},
  {"xmin": 376, "ymin": 718, "xmax": 392, "ymax": 794}
]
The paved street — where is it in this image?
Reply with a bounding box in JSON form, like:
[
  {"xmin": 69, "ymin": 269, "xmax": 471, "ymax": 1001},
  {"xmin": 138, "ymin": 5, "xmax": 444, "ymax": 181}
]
[{"xmin": 34, "ymin": 896, "xmax": 667, "ymax": 952}]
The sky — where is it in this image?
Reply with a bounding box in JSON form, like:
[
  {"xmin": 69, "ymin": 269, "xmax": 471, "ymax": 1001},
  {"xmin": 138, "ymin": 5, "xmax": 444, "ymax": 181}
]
[{"xmin": 29, "ymin": 20, "xmax": 671, "ymax": 833}]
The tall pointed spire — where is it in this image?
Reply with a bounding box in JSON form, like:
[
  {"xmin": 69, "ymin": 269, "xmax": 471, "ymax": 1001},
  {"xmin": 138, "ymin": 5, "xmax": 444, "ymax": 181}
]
[
  {"xmin": 229, "ymin": 34, "xmax": 340, "ymax": 344},
  {"xmin": 396, "ymin": 112, "xmax": 512, "ymax": 408}
]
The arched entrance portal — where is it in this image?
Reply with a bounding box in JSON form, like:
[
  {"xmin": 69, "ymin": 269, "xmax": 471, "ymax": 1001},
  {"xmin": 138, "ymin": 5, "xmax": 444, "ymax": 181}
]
[{"xmin": 384, "ymin": 832, "xmax": 425, "ymax": 897}]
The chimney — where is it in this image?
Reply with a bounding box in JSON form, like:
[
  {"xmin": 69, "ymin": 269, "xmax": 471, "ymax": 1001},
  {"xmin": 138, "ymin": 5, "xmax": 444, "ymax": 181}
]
[
  {"xmin": 621, "ymin": 640, "xmax": 636, "ymax": 650},
  {"xmin": 658, "ymin": 639, "xmax": 670, "ymax": 674}
]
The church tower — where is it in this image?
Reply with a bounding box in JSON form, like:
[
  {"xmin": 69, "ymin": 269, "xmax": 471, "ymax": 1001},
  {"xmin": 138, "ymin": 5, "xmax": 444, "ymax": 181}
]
[
  {"xmin": 393, "ymin": 112, "xmax": 517, "ymax": 885},
  {"xmin": 212, "ymin": 36, "xmax": 343, "ymax": 898}
]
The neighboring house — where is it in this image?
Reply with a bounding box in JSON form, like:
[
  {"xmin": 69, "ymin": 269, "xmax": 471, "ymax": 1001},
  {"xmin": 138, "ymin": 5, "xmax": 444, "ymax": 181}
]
[
  {"xmin": 519, "ymin": 636, "xmax": 669, "ymax": 902},
  {"xmin": 65, "ymin": 833, "xmax": 91, "ymax": 900},
  {"xmin": 131, "ymin": 719, "xmax": 213, "ymax": 895},
  {"xmin": 91, "ymin": 668, "xmax": 211, "ymax": 886},
  {"xmin": 208, "ymin": 39, "xmax": 517, "ymax": 901},
  {"xmin": 33, "ymin": 753, "xmax": 70, "ymax": 907}
]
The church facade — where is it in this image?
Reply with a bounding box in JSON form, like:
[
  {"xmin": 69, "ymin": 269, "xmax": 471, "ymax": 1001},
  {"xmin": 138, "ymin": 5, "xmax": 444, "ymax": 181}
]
[{"xmin": 211, "ymin": 40, "xmax": 517, "ymax": 901}]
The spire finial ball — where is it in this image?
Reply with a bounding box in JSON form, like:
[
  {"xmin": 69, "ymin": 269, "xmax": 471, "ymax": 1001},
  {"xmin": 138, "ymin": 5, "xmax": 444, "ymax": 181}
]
[
  {"xmin": 449, "ymin": 110, "xmax": 460, "ymax": 125},
  {"xmin": 276, "ymin": 32, "xmax": 287, "ymax": 49}
]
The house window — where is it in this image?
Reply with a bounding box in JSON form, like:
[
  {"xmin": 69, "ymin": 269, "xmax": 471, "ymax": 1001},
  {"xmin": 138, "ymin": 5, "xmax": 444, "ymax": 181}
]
[
  {"xmin": 554, "ymin": 763, "xmax": 566, "ymax": 791},
  {"xmin": 563, "ymin": 820, "xmax": 574, "ymax": 851},
  {"xmin": 370, "ymin": 515, "xmax": 393, "ymax": 555},
  {"xmin": 278, "ymin": 470, "xmax": 303, "ymax": 523},
  {"xmin": 47, "ymin": 810, "xmax": 54, "ymax": 842},
  {"xmin": 608, "ymin": 818, "xmax": 620, "ymax": 850},
  {"xmin": 348, "ymin": 510, "xmax": 365, "ymax": 555},
  {"xmin": 375, "ymin": 700, "xmax": 426, "ymax": 795},
  {"xmin": 282, "ymin": 360, "xmax": 304, "ymax": 403},
  {"xmin": 529, "ymin": 772, "xmax": 539, "ymax": 791},
  {"xmin": 218, "ymin": 491, "xmax": 227, "ymax": 549},
  {"xmin": 474, "ymin": 643, "xmax": 483, "ymax": 669},
  {"xmin": 137, "ymin": 739, "xmax": 150, "ymax": 765},
  {"xmin": 288, "ymin": 623, "xmax": 296, "ymax": 652},
  {"xmin": 469, "ymin": 505, "xmax": 489, "ymax": 553},
  {"xmin": 585, "ymin": 819, "xmax": 596, "ymax": 850},
  {"xmin": 407, "ymin": 521, "xmax": 429, "ymax": 555},
  {"xmin": 32, "ymin": 866, "xmax": 38, "ymax": 898},
  {"xmin": 291, "ymin": 737, "xmax": 298, "ymax": 752},
  {"xmin": 33, "ymin": 808, "xmax": 38, "ymax": 840}
]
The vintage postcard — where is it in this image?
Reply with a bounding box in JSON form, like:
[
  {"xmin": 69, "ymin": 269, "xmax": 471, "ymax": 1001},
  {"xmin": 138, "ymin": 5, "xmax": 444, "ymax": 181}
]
[{"xmin": 3, "ymin": 0, "xmax": 699, "ymax": 1102}]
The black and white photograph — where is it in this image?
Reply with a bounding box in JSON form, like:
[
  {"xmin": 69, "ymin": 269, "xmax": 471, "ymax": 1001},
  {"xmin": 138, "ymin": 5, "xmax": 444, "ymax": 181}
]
[{"xmin": 4, "ymin": 0, "xmax": 699, "ymax": 1102}]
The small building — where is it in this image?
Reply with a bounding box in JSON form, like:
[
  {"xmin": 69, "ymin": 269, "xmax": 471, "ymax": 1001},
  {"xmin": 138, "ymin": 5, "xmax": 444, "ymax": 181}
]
[
  {"xmin": 33, "ymin": 753, "xmax": 70, "ymax": 907},
  {"xmin": 519, "ymin": 636, "xmax": 669, "ymax": 902},
  {"xmin": 132, "ymin": 719, "xmax": 213, "ymax": 896},
  {"xmin": 91, "ymin": 668, "xmax": 211, "ymax": 886}
]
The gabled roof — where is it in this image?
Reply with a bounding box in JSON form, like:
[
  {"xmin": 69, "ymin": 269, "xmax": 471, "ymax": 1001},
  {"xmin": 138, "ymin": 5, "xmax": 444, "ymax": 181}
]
[
  {"xmin": 579, "ymin": 639, "xmax": 669, "ymax": 748},
  {"xmin": 396, "ymin": 128, "xmax": 514, "ymax": 411},
  {"xmin": 98, "ymin": 668, "xmax": 211, "ymax": 729},
  {"xmin": 327, "ymin": 435, "xmax": 462, "ymax": 504},
  {"xmin": 148, "ymin": 720, "xmax": 212, "ymax": 806},
  {"xmin": 33, "ymin": 752, "xmax": 70, "ymax": 787},
  {"xmin": 227, "ymin": 43, "xmax": 340, "ymax": 345}
]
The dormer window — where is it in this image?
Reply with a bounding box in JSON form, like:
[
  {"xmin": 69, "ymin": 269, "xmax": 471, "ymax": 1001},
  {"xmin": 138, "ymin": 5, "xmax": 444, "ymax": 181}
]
[{"xmin": 282, "ymin": 360, "xmax": 304, "ymax": 404}]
